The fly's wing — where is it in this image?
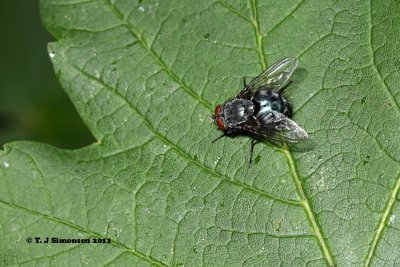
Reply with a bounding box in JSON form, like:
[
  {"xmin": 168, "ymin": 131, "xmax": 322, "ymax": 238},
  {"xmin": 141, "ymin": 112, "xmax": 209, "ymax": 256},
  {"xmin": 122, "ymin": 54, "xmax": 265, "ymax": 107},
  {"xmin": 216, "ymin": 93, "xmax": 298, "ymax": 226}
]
[
  {"xmin": 248, "ymin": 57, "xmax": 298, "ymax": 91},
  {"xmin": 238, "ymin": 57, "xmax": 298, "ymax": 99},
  {"xmin": 244, "ymin": 111, "xmax": 308, "ymax": 143}
]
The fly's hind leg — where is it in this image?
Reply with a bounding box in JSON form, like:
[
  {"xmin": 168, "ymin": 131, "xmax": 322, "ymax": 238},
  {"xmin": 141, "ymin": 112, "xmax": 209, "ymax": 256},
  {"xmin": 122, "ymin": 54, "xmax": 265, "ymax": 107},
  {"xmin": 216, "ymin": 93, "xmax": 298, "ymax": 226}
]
[
  {"xmin": 249, "ymin": 139, "xmax": 259, "ymax": 167},
  {"xmin": 277, "ymin": 80, "xmax": 293, "ymax": 94},
  {"xmin": 277, "ymin": 81, "xmax": 293, "ymax": 117},
  {"xmin": 242, "ymin": 76, "xmax": 247, "ymax": 87}
]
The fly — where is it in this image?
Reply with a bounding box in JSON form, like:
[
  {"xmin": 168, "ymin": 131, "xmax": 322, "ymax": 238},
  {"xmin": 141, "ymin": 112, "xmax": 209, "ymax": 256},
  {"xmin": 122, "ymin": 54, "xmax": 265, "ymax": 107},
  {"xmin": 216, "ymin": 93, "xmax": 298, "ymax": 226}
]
[{"xmin": 211, "ymin": 57, "xmax": 308, "ymax": 165}]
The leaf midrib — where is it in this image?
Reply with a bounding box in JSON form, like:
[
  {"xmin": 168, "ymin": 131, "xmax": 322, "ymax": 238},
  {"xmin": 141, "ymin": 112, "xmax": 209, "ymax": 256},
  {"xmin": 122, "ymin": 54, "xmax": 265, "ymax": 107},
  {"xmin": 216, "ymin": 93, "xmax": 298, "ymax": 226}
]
[
  {"xmin": 248, "ymin": 0, "xmax": 336, "ymax": 265},
  {"xmin": 364, "ymin": 0, "xmax": 400, "ymax": 265}
]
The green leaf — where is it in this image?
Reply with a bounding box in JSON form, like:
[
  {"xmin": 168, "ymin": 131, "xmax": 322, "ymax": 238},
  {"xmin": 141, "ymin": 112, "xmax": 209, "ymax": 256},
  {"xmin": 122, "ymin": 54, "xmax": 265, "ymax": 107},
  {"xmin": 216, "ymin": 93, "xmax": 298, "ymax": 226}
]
[{"xmin": 1, "ymin": 0, "xmax": 400, "ymax": 266}]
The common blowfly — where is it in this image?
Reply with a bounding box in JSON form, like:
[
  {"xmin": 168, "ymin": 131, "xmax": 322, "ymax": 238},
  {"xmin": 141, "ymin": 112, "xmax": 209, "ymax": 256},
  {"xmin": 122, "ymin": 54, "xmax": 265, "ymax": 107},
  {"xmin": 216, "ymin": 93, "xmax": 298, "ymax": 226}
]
[{"xmin": 211, "ymin": 57, "xmax": 308, "ymax": 165}]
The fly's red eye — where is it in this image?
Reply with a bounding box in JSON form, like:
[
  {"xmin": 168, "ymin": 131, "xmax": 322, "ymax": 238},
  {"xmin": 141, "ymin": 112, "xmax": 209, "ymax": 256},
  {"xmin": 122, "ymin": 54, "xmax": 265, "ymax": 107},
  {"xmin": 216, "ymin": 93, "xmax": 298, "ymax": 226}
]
[
  {"xmin": 213, "ymin": 105, "xmax": 225, "ymax": 130},
  {"xmin": 216, "ymin": 117, "xmax": 225, "ymax": 130},
  {"xmin": 214, "ymin": 105, "xmax": 222, "ymax": 115}
]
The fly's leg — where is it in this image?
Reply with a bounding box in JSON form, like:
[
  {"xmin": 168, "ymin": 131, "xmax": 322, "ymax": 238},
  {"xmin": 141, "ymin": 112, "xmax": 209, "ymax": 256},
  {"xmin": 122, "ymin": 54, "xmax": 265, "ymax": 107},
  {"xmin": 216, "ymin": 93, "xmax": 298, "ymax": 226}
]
[
  {"xmin": 212, "ymin": 134, "xmax": 225, "ymax": 143},
  {"xmin": 248, "ymin": 139, "xmax": 259, "ymax": 167},
  {"xmin": 278, "ymin": 81, "xmax": 293, "ymax": 117},
  {"xmin": 277, "ymin": 92, "xmax": 290, "ymax": 116},
  {"xmin": 277, "ymin": 80, "xmax": 292, "ymax": 94}
]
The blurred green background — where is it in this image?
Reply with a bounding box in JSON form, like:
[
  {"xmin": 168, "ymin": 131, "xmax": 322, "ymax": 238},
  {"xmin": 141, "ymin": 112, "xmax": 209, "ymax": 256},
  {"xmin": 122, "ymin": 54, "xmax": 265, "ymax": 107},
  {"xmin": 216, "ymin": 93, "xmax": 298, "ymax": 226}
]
[{"xmin": 0, "ymin": 1, "xmax": 95, "ymax": 149}]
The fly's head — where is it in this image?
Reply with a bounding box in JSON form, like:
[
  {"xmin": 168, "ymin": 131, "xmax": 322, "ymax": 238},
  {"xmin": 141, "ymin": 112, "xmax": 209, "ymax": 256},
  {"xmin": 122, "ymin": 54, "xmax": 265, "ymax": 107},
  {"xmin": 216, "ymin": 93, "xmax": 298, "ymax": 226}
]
[{"xmin": 212, "ymin": 104, "xmax": 225, "ymax": 131}]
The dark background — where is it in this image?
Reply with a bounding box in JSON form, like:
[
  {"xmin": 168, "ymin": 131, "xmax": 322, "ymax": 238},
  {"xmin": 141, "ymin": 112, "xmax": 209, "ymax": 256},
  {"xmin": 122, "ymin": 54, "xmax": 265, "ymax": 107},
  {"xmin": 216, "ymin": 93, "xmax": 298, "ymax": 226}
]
[{"xmin": 0, "ymin": 1, "xmax": 95, "ymax": 149}]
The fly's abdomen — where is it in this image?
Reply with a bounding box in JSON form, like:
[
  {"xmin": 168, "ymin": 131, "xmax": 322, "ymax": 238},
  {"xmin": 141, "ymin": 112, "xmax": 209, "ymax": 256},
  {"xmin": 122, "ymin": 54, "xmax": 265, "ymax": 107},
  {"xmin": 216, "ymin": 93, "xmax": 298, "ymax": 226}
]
[{"xmin": 252, "ymin": 89, "xmax": 292, "ymax": 118}]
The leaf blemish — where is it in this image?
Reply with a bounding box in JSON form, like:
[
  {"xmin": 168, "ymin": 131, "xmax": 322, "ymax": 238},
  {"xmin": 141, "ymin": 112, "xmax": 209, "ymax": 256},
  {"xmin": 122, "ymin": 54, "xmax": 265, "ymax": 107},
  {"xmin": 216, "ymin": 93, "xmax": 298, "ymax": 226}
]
[{"xmin": 361, "ymin": 96, "xmax": 367, "ymax": 104}]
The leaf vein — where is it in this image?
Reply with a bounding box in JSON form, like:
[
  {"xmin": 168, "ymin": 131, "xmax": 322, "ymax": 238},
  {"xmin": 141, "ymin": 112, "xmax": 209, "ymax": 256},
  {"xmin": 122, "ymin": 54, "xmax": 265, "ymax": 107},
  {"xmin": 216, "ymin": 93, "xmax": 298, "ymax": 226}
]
[
  {"xmin": 264, "ymin": 0, "xmax": 305, "ymax": 36},
  {"xmin": 104, "ymin": 0, "xmax": 214, "ymax": 111},
  {"xmin": 216, "ymin": 1, "xmax": 253, "ymax": 23},
  {"xmin": 368, "ymin": 0, "xmax": 400, "ymax": 111},
  {"xmin": 15, "ymin": 148, "xmax": 54, "ymax": 215},
  {"xmin": 0, "ymin": 199, "xmax": 168, "ymax": 267},
  {"xmin": 14, "ymin": 243, "xmax": 86, "ymax": 265},
  {"xmin": 364, "ymin": 172, "xmax": 400, "ymax": 266},
  {"xmin": 364, "ymin": 1, "xmax": 400, "ymax": 264}
]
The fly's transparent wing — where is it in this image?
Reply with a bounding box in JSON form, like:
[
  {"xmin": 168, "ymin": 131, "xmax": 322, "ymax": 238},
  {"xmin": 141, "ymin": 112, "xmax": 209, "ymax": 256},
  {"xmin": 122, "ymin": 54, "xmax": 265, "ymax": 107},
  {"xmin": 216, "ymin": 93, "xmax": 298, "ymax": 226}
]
[
  {"xmin": 242, "ymin": 111, "xmax": 308, "ymax": 144},
  {"xmin": 240, "ymin": 58, "xmax": 298, "ymax": 98},
  {"xmin": 258, "ymin": 111, "xmax": 308, "ymax": 143}
]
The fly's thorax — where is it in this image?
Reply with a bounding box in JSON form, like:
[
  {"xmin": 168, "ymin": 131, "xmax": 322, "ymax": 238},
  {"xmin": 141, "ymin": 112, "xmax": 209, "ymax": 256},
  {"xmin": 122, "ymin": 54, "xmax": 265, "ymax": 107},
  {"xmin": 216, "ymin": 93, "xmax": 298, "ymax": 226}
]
[
  {"xmin": 252, "ymin": 89, "xmax": 292, "ymax": 118},
  {"xmin": 222, "ymin": 99, "xmax": 254, "ymax": 128}
]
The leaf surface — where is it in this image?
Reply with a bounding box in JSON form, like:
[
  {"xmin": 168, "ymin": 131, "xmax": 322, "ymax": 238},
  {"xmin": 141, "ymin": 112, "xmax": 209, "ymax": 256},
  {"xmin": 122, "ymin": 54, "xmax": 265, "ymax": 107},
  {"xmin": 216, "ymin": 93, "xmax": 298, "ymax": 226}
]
[{"xmin": 1, "ymin": 0, "xmax": 400, "ymax": 266}]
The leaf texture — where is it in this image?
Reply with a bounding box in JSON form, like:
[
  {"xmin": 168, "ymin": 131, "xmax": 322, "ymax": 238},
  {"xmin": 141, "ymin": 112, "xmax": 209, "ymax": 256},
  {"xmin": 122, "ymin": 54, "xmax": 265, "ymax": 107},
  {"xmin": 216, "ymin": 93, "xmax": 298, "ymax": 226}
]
[{"xmin": 1, "ymin": 0, "xmax": 400, "ymax": 266}]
